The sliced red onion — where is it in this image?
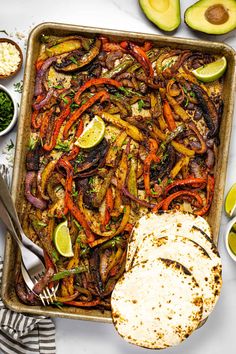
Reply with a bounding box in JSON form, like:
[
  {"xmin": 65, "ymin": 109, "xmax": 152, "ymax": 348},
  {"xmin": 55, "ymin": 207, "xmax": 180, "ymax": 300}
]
[
  {"xmin": 25, "ymin": 171, "xmax": 47, "ymax": 210},
  {"xmin": 34, "ymin": 56, "xmax": 57, "ymax": 96},
  {"xmin": 33, "ymin": 88, "xmax": 54, "ymax": 110}
]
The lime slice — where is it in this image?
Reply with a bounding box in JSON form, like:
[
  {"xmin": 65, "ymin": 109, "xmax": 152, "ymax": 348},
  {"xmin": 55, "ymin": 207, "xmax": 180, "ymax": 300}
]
[
  {"xmin": 192, "ymin": 57, "xmax": 227, "ymax": 83},
  {"xmin": 54, "ymin": 220, "xmax": 74, "ymax": 257},
  {"xmin": 75, "ymin": 115, "xmax": 105, "ymax": 149},
  {"xmin": 225, "ymin": 183, "xmax": 236, "ymax": 218}
]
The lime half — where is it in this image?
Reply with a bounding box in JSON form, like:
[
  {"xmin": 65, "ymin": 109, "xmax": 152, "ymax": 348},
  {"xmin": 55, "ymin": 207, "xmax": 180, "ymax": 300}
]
[
  {"xmin": 54, "ymin": 220, "xmax": 74, "ymax": 257},
  {"xmin": 192, "ymin": 57, "xmax": 227, "ymax": 83},
  {"xmin": 75, "ymin": 115, "xmax": 105, "ymax": 149},
  {"xmin": 225, "ymin": 183, "xmax": 236, "ymax": 218}
]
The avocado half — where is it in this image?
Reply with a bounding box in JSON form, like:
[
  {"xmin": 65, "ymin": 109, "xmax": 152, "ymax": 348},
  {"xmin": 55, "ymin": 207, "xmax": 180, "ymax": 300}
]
[
  {"xmin": 185, "ymin": 0, "xmax": 236, "ymax": 34},
  {"xmin": 139, "ymin": 0, "xmax": 181, "ymax": 32}
]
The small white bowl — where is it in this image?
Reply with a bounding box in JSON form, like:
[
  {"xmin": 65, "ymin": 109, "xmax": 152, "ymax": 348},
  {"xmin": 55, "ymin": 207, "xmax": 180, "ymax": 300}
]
[
  {"xmin": 225, "ymin": 215, "xmax": 236, "ymax": 262},
  {"xmin": 0, "ymin": 84, "xmax": 18, "ymax": 136}
]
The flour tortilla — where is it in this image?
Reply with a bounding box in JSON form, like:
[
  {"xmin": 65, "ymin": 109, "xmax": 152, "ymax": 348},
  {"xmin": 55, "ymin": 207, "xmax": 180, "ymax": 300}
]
[
  {"xmin": 126, "ymin": 211, "xmax": 213, "ymax": 271},
  {"xmin": 111, "ymin": 258, "xmax": 203, "ymax": 349},
  {"xmin": 133, "ymin": 235, "xmax": 221, "ymax": 319}
]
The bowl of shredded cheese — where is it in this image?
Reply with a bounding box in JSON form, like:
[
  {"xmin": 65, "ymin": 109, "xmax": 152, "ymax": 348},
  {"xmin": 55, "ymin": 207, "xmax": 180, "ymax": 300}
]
[
  {"xmin": 0, "ymin": 84, "xmax": 18, "ymax": 136},
  {"xmin": 0, "ymin": 38, "xmax": 23, "ymax": 79}
]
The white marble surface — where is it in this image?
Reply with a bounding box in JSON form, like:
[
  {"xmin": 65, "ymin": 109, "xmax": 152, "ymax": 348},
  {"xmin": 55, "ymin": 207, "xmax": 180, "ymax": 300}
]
[{"xmin": 0, "ymin": 1, "xmax": 236, "ymax": 353}]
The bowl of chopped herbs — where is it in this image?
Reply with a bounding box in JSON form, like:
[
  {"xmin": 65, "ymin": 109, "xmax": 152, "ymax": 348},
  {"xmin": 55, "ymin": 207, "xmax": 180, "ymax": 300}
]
[{"xmin": 0, "ymin": 84, "xmax": 18, "ymax": 136}]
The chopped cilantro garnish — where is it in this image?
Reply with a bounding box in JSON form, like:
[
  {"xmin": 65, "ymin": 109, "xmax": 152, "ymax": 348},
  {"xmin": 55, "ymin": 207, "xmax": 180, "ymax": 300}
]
[
  {"xmin": 138, "ymin": 99, "xmax": 145, "ymax": 112},
  {"xmin": 6, "ymin": 139, "xmax": 14, "ymax": 151}
]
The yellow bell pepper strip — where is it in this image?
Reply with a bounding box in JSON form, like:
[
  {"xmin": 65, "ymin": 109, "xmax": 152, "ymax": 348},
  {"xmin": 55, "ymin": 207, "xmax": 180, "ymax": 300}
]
[
  {"xmin": 63, "ymin": 90, "xmax": 109, "ymax": 138},
  {"xmin": 152, "ymin": 124, "xmax": 195, "ymax": 157},
  {"xmin": 127, "ymin": 154, "xmax": 138, "ymax": 196},
  {"xmin": 89, "ymin": 205, "xmax": 131, "ymax": 248},
  {"xmin": 74, "ymin": 78, "xmax": 121, "ymax": 105},
  {"xmin": 163, "ymin": 100, "xmax": 177, "ymax": 131},
  {"xmin": 166, "ymin": 93, "xmax": 190, "ymax": 121},
  {"xmin": 43, "ymin": 98, "xmax": 71, "ymax": 151},
  {"xmin": 101, "ymin": 112, "xmax": 144, "ymax": 142},
  {"xmin": 46, "ymin": 39, "xmax": 82, "ymax": 57},
  {"xmin": 61, "ymin": 242, "xmax": 80, "ymax": 296},
  {"xmin": 143, "ymin": 139, "xmax": 160, "ymax": 196},
  {"xmin": 162, "ymin": 190, "xmax": 203, "ymax": 211},
  {"xmin": 102, "ymin": 247, "xmax": 123, "ymax": 282},
  {"xmin": 195, "ymin": 175, "xmax": 215, "ymax": 216},
  {"xmin": 56, "ymin": 291, "xmax": 80, "ymax": 303},
  {"xmin": 165, "ymin": 177, "xmax": 207, "ymax": 194},
  {"xmin": 170, "ymin": 156, "xmax": 190, "ymax": 179},
  {"xmin": 40, "ymin": 160, "xmax": 58, "ymax": 200},
  {"xmin": 105, "ymin": 131, "xmax": 127, "ymax": 166},
  {"xmin": 57, "ymin": 158, "xmax": 74, "ymax": 215},
  {"xmin": 114, "ymin": 150, "xmax": 128, "ymax": 215},
  {"xmin": 93, "ymin": 168, "xmax": 114, "ymax": 208}
]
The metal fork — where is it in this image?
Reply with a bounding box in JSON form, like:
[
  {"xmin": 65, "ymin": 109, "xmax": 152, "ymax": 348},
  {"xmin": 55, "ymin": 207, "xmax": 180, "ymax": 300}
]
[{"xmin": 0, "ymin": 165, "xmax": 57, "ymax": 305}]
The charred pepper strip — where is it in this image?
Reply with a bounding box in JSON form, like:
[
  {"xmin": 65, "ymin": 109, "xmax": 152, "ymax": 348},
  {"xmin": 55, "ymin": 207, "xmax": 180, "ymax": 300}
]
[
  {"xmin": 67, "ymin": 120, "xmax": 84, "ymax": 161},
  {"xmin": 162, "ymin": 190, "xmax": 203, "ymax": 211},
  {"xmin": 67, "ymin": 196, "xmax": 95, "ymax": 244},
  {"xmin": 196, "ymin": 175, "xmax": 215, "ymax": 216},
  {"xmin": 191, "ymin": 83, "xmax": 219, "ymax": 138},
  {"xmin": 103, "ymin": 187, "xmax": 114, "ymax": 227},
  {"xmin": 165, "ymin": 177, "xmax": 207, "ymax": 194},
  {"xmin": 120, "ymin": 41, "xmax": 154, "ymax": 78},
  {"xmin": 57, "ymin": 158, "xmax": 74, "ymax": 215},
  {"xmin": 143, "ymin": 139, "xmax": 160, "ymax": 196},
  {"xmin": 63, "ymin": 90, "xmax": 109, "ymax": 138},
  {"xmin": 40, "ymin": 107, "xmax": 54, "ymax": 139},
  {"xmin": 64, "ymin": 300, "xmax": 101, "ymax": 307},
  {"xmin": 74, "ymin": 78, "xmax": 121, "ymax": 105},
  {"xmin": 43, "ymin": 98, "xmax": 71, "ymax": 151}
]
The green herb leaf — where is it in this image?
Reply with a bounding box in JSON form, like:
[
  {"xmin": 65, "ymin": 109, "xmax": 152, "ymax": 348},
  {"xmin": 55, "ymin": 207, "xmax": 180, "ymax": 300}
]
[
  {"xmin": 54, "ymin": 84, "xmax": 64, "ymax": 89},
  {"xmin": 70, "ymin": 56, "xmax": 78, "ymax": 65},
  {"xmin": 55, "ymin": 141, "xmax": 70, "ymax": 152},
  {"xmin": 167, "ymin": 178, "xmax": 173, "ymax": 185},
  {"xmin": 13, "ymin": 81, "xmax": 23, "ymax": 93},
  {"xmin": 182, "ymin": 85, "xmax": 188, "ymax": 95},
  {"xmin": 75, "ymin": 152, "xmax": 85, "ymax": 164},
  {"xmin": 138, "ymin": 99, "xmax": 145, "ymax": 112},
  {"xmin": 6, "ymin": 139, "xmax": 14, "ymax": 151}
]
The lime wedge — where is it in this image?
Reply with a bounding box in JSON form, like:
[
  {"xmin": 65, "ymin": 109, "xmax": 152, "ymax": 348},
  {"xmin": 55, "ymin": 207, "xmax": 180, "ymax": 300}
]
[
  {"xmin": 225, "ymin": 183, "xmax": 236, "ymax": 218},
  {"xmin": 192, "ymin": 57, "xmax": 227, "ymax": 83},
  {"xmin": 75, "ymin": 115, "xmax": 105, "ymax": 149},
  {"xmin": 54, "ymin": 220, "xmax": 74, "ymax": 257}
]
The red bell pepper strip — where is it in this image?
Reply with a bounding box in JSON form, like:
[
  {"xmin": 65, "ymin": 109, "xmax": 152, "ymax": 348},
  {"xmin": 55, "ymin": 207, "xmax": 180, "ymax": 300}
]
[
  {"xmin": 143, "ymin": 138, "xmax": 160, "ymax": 196},
  {"xmin": 163, "ymin": 100, "xmax": 177, "ymax": 131},
  {"xmin": 120, "ymin": 41, "xmax": 154, "ymax": 78},
  {"xmin": 74, "ymin": 78, "xmax": 121, "ymax": 105},
  {"xmin": 43, "ymin": 98, "xmax": 71, "ymax": 151},
  {"xmin": 40, "ymin": 107, "xmax": 54, "ymax": 139},
  {"xmin": 63, "ymin": 90, "xmax": 109, "ymax": 138},
  {"xmin": 64, "ymin": 299, "xmax": 100, "ymax": 307},
  {"xmin": 141, "ymin": 41, "xmax": 153, "ymax": 52},
  {"xmin": 67, "ymin": 196, "xmax": 95, "ymax": 243},
  {"xmin": 165, "ymin": 177, "xmax": 207, "ymax": 194},
  {"xmin": 162, "ymin": 190, "xmax": 203, "ymax": 211},
  {"xmin": 102, "ymin": 42, "xmax": 126, "ymax": 52},
  {"xmin": 195, "ymin": 175, "xmax": 215, "ymax": 216},
  {"xmin": 67, "ymin": 120, "xmax": 84, "ymax": 161},
  {"xmin": 35, "ymin": 59, "xmax": 44, "ymax": 71}
]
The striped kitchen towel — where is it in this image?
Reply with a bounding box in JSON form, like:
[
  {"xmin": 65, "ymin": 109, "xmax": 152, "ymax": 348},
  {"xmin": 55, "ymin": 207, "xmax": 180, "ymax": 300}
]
[{"xmin": 0, "ymin": 259, "xmax": 56, "ymax": 354}]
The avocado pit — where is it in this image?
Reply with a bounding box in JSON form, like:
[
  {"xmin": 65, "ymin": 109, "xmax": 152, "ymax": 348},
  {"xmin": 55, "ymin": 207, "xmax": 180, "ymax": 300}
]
[{"xmin": 205, "ymin": 4, "xmax": 229, "ymax": 25}]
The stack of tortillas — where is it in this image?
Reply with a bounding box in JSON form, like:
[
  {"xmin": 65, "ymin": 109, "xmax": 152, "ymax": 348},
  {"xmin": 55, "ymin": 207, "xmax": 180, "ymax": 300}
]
[{"xmin": 111, "ymin": 210, "xmax": 222, "ymax": 349}]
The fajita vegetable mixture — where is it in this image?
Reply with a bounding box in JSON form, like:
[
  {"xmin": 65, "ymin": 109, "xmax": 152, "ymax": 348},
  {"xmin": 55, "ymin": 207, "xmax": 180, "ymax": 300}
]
[{"xmin": 16, "ymin": 34, "xmax": 224, "ymax": 309}]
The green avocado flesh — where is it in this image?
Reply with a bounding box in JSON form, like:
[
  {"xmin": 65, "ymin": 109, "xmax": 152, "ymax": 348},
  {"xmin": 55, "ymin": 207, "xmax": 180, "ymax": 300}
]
[
  {"xmin": 139, "ymin": 0, "xmax": 181, "ymax": 32},
  {"xmin": 185, "ymin": 0, "xmax": 236, "ymax": 34}
]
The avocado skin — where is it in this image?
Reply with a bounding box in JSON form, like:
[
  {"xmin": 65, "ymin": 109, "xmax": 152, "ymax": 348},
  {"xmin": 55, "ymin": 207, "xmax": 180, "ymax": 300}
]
[
  {"xmin": 139, "ymin": 0, "xmax": 181, "ymax": 32},
  {"xmin": 184, "ymin": 0, "xmax": 236, "ymax": 35}
]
